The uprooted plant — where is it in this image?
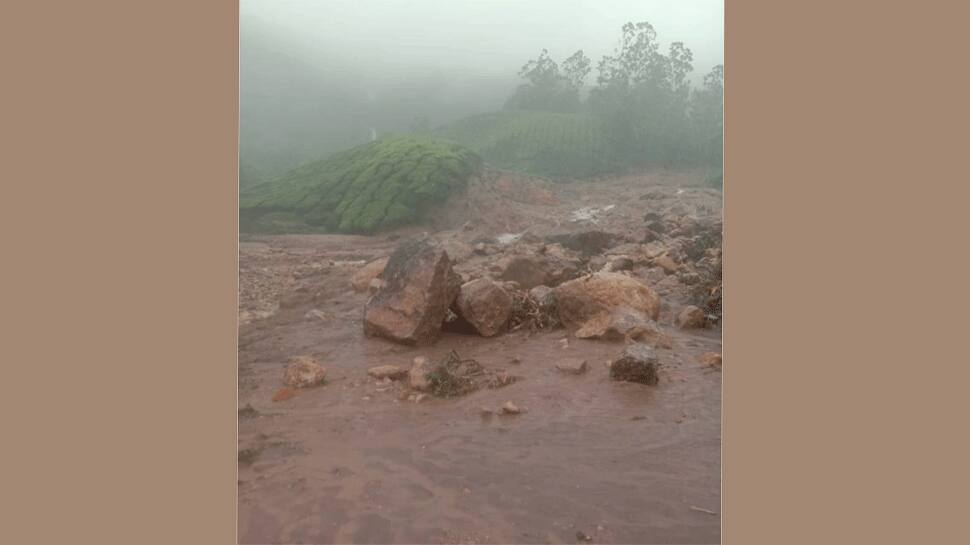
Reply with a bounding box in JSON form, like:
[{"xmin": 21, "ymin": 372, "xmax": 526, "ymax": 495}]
[{"xmin": 426, "ymin": 350, "xmax": 519, "ymax": 398}]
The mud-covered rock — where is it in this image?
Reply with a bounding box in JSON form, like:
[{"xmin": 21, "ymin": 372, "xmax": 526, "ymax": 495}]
[
  {"xmin": 642, "ymin": 241, "xmax": 667, "ymax": 259},
  {"xmin": 437, "ymin": 239, "xmax": 474, "ymax": 264},
  {"xmin": 574, "ymin": 306, "xmax": 673, "ymax": 348},
  {"xmin": 602, "ymin": 255, "xmax": 635, "ymax": 272},
  {"xmin": 408, "ymin": 356, "xmax": 432, "ymax": 391},
  {"xmin": 367, "ymin": 365, "xmax": 408, "ymax": 380},
  {"xmin": 653, "ymin": 255, "xmax": 680, "ymax": 274},
  {"xmin": 555, "ymin": 272, "xmax": 662, "ymax": 329},
  {"xmin": 555, "ymin": 360, "xmax": 589, "ymax": 375},
  {"xmin": 283, "ymin": 356, "xmax": 327, "ymax": 388},
  {"xmin": 363, "ymin": 240, "xmax": 461, "ymax": 345},
  {"xmin": 351, "ymin": 257, "xmax": 389, "ymax": 292},
  {"xmin": 699, "ymin": 352, "xmax": 722, "ymax": 367},
  {"xmin": 546, "ymin": 230, "xmax": 617, "ymax": 256},
  {"xmin": 610, "ymin": 344, "xmax": 659, "ymax": 385},
  {"xmin": 644, "ymin": 267, "xmax": 667, "ymax": 283},
  {"xmin": 676, "ymin": 305, "xmax": 707, "ymax": 329},
  {"xmin": 455, "ymin": 278, "xmax": 513, "ymax": 337},
  {"xmin": 497, "ymin": 254, "xmax": 581, "ymax": 290}
]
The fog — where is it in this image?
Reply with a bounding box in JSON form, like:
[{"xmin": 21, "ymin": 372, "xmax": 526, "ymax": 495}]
[{"xmin": 240, "ymin": 0, "xmax": 724, "ymax": 184}]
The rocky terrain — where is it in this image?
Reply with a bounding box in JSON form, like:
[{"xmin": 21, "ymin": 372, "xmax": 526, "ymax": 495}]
[{"xmin": 238, "ymin": 168, "xmax": 722, "ymax": 544}]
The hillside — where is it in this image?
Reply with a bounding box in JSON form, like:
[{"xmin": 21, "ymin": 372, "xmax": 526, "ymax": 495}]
[{"xmin": 240, "ymin": 136, "xmax": 482, "ymax": 234}]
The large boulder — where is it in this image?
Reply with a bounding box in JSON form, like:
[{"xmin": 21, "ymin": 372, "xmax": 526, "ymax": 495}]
[
  {"xmin": 609, "ymin": 344, "xmax": 660, "ymax": 385},
  {"xmin": 454, "ymin": 278, "xmax": 513, "ymax": 337},
  {"xmin": 554, "ymin": 272, "xmax": 662, "ymax": 328},
  {"xmin": 363, "ymin": 240, "xmax": 461, "ymax": 345}
]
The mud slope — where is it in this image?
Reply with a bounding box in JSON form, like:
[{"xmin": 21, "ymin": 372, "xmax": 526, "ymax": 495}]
[{"xmin": 239, "ymin": 169, "xmax": 722, "ymax": 544}]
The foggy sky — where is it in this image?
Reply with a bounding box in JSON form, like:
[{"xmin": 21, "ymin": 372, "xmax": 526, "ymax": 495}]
[
  {"xmin": 241, "ymin": 0, "xmax": 723, "ymax": 82},
  {"xmin": 240, "ymin": 1, "xmax": 723, "ymax": 183}
]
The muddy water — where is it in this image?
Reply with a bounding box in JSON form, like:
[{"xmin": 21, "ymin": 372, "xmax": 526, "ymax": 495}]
[{"xmin": 238, "ymin": 236, "xmax": 721, "ymax": 544}]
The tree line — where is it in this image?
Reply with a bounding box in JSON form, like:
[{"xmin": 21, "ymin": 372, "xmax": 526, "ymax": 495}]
[{"xmin": 504, "ymin": 21, "xmax": 723, "ymax": 169}]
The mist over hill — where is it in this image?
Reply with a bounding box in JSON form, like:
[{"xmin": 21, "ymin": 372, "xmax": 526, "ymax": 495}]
[{"xmin": 240, "ymin": 1, "xmax": 723, "ymax": 187}]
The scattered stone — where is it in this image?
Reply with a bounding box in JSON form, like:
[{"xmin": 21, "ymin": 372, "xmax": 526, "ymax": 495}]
[
  {"xmin": 363, "ymin": 240, "xmax": 462, "ymax": 345},
  {"xmin": 576, "ymin": 531, "xmax": 593, "ymax": 542},
  {"xmin": 367, "ymin": 365, "xmax": 408, "ymax": 380},
  {"xmin": 501, "ymin": 401, "xmax": 521, "ymax": 414},
  {"xmin": 653, "ymin": 255, "xmax": 680, "ymax": 273},
  {"xmin": 555, "ymin": 273, "xmax": 662, "ymax": 332},
  {"xmin": 676, "ymin": 305, "xmax": 707, "ymax": 329},
  {"xmin": 610, "ymin": 344, "xmax": 660, "ymax": 385},
  {"xmin": 304, "ymin": 309, "xmax": 330, "ymax": 321},
  {"xmin": 351, "ymin": 257, "xmax": 389, "ymax": 292},
  {"xmin": 473, "ymin": 242, "xmax": 488, "ymax": 255},
  {"xmin": 586, "ymin": 255, "xmax": 608, "ymax": 272},
  {"xmin": 642, "ymin": 227, "xmax": 662, "ymax": 243},
  {"xmin": 602, "ymin": 255, "xmax": 635, "ymax": 272},
  {"xmin": 556, "ymin": 360, "xmax": 589, "ymax": 375},
  {"xmin": 408, "ymin": 356, "xmax": 432, "ymax": 392},
  {"xmin": 699, "ymin": 352, "xmax": 722, "ymax": 367},
  {"xmin": 644, "ymin": 267, "xmax": 666, "ymax": 283},
  {"xmin": 408, "ymin": 393, "xmax": 428, "ymax": 403},
  {"xmin": 283, "ymin": 356, "xmax": 327, "ymax": 388},
  {"xmin": 454, "ymin": 278, "xmax": 513, "ymax": 337},
  {"xmin": 678, "ymin": 271, "xmax": 701, "ymax": 285},
  {"xmin": 642, "ymin": 241, "xmax": 666, "ymax": 259},
  {"xmin": 545, "ymin": 230, "xmax": 617, "ymax": 256},
  {"xmin": 238, "ymin": 404, "xmax": 259, "ymax": 419},
  {"xmin": 272, "ymin": 388, "xmax": 298, "ymax": 402}
]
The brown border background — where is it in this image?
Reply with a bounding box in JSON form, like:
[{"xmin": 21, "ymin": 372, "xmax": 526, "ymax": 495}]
[{"xmin": 4, "ymin": 1, "xmax": 967, "ymax": 544}]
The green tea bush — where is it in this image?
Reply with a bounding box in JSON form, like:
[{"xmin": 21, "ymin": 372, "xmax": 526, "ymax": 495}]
[{"xmin": 240, "ymin": 135, "xmax": 481, "ymax": 234}]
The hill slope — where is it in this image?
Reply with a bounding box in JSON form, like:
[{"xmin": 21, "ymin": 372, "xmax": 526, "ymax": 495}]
[
  {"xmin": 240, "ymin": 136, "xmax": 482, "ymax": 234},
  {"xmin": 434, "ymin": 111, "xmax": 619, "ymax": 179}
]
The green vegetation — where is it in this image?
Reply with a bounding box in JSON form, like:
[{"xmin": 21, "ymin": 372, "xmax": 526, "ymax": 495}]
[
  {"xmin": 487, "ymin": 22, "xmax": 724, "ymax": 178},
  {"xmin": 435, "ymin": 21, "xmax": 724, "ymax": 181},
  {"xmin": 240, "ymin": 135, "xmax": 482, "ymax": 234},
  {"xmin": 435, "ymin": 111, "xmax": 618, "ymax": 178}
]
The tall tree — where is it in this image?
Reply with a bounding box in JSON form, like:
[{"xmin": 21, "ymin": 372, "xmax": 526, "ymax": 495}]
[{"xmin": 505, "ymin": 49, "xmax": 586, "ymax": 112}]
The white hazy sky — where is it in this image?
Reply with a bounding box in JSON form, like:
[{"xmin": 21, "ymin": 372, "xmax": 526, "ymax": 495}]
[{"xmin": 242, "ymin": 0, "xmax": 723, "ymax": 81}]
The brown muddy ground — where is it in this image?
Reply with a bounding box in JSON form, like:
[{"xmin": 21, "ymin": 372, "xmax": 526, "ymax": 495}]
[{"xmin": 239, "ymin": 169, "xmax": 722, "ymax": 544}]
